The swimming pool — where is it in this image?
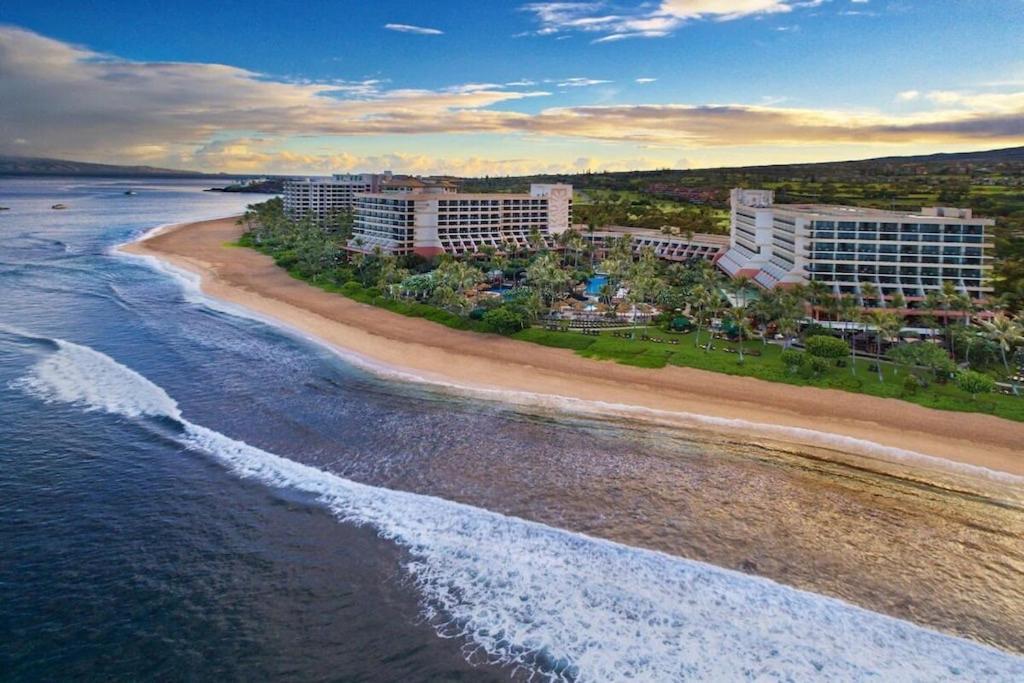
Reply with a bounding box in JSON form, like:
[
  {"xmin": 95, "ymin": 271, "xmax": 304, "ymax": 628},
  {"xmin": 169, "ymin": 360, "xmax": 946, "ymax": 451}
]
[{"xmin": 585, "ymin": 274, "xmax": 608, "ymax": 296}]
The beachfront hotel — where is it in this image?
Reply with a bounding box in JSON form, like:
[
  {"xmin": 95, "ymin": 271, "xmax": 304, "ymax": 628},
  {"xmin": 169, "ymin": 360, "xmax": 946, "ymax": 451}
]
[
  {"xmin": 717, "ymin": 189, "xmax": 994, "ymax": 303},
  {"xmin": 582, "ymin": 227, "xmax": 728, "ymax": 263},
  {"xmin": 349, "ymin": 183, "xmax": 573, "ymax": 257},
  {"xmin": 282, "ymin": 173, "xmax": 462, "ymax": 220},
  {"xmin": 283, "ymin": 173, "xmax": 389, "ymax": 220}
]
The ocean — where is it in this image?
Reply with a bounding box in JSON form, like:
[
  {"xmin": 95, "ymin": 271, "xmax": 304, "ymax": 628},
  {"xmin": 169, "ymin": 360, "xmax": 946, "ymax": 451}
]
[{"xmin": 1, "ymin": 177, "xmax": 1022, "ymax": 681}]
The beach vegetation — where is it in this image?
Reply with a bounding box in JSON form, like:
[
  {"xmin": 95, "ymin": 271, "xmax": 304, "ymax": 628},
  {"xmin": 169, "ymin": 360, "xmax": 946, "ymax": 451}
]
[
  {"xmin": 956, "ymin": 370, "xmax": 996, "ymax": 399},
  {"xmin": 236, "ymin": 197, "xmax": 1024, "ymax": 422},
  {"xmin": 780, "ymin": 349, "xmax": 805, "ymax": 373},
  {"xmin": 804, "ymin": 335, "xmax": 849, "ymax": 361}
]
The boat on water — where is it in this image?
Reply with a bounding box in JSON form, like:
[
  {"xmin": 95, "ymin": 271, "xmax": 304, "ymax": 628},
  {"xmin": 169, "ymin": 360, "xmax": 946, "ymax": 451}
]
[
  {"xmin": 51, "ymin": 204, "xmax": 68, "ymax": 210},
  {"xmin": 123, "ymin": 190, "xmax": 137, "ymax": 195},
  {"xmin": 0, "ymin": 206, "xmax": 10, "ymax": 211}
]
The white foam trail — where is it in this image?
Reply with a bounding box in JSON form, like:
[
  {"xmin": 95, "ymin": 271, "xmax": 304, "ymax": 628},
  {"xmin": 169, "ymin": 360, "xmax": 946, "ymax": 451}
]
[
  {"xmin": 114, "ymin": 235, "xmax": 1024, "ymax": 487},
  {"xmin": 14, "ymin": 339, "xmax": 181, "ymax": 420},
  {"xmin": 16, "ymin": 337, "xmax": 1024, "ymax": 682},
  {"xmin": 106, "ymin": 221, "xmax": 182, "ymax": 254}
]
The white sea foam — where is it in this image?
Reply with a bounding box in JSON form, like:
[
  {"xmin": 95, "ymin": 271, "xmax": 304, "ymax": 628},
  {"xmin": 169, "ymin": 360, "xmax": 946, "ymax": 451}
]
[
  {"xmin": 106, "ymin": 220, "xmax": 186, "ymax": 254},
  {"xmin": 15, "ymin": 339, "xmax": 181, "ymax": 420},
  {"xmin": 114, "ymin": 237, "xmax": 1024, "ymax": 487},
  {"xmin": 16, "ymin": 337, "xmax": 1024, "ymax": 681}
]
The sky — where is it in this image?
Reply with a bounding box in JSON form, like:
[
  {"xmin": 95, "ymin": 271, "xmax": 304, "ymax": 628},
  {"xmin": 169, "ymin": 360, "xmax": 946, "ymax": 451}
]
[{"xmin": 1, "ymin": 0, "xmax": 1023, "ymax": 175}]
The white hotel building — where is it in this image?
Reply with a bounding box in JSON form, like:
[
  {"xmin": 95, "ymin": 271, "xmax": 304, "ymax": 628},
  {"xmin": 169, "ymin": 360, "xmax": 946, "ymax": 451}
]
[
  {"xmin": 283, "ymin": 173, "xmax": 391, "ymax": 220},
  {"xmin": 717, "ymin": 189, "xmax": 993, "ymax": 303},
  {"xmin": 349, "ymin": 183, "xmax": 572, "ymax": 257}
]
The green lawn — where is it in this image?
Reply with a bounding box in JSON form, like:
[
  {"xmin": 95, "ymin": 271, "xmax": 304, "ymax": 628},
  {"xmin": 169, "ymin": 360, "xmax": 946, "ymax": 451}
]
[
  {"xmin": 513, "ymin": 328, "xmax": 1024, "ymax": 422},
  {"xmin": 236, "ymin": 238, "xmax": 1024, "ymax": 423}
]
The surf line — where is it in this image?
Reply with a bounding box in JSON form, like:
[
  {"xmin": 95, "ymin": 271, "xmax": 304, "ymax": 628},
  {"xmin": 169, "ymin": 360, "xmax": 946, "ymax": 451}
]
[
  {"xmin": 115, "ymin": 239, "xmax": 1024, "ymax": 487},
  {"xmin": 14, "ymin": 333, "xmax": 1024, "ymax": 682}
]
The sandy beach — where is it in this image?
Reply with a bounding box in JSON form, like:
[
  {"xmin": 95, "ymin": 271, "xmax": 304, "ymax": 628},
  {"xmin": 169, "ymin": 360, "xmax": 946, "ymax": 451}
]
[{"xmin": 121, "ymin": 215, "xmax": 1024, "ymax": 478}]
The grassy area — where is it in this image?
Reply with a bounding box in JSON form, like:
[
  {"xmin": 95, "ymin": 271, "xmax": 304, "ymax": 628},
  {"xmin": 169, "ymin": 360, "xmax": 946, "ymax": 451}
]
[
  {"xmin": 513, "ymin": 328, "xmax": 1024, "ymax": 422},
  {"xmin": 574, "ymin": 188, "xmax": 731, "ymax": 232},
  {"xmin": 234, "ymin": 234, "xmax": 1024, "ymax": 423}
]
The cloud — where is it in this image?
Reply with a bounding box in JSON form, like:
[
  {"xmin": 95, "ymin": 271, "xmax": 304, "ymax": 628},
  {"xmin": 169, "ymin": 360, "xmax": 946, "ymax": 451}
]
[
  {"xmin": 0, "ymin": 26, "xmax": 541, "ymax": 160},
  {"xmin": 508, "ymin": 102, "xmax": 1024, "ymax": 147},
  {"xmin": 556, "ymin": 77, "xmax": 612, "ymax": 87},
  {"xmin": 1, "ymin": 27, "xmax": 1022, "ymax": 172},
  {"xmin": 896, "ymin": 90, "xmax": 920, "ymax": 101},
  {"xmin": 187, "ymin": 139, "xmax": 657, "ymax": 175},
  {"xmin": 384, "ymin": 23, "xmax": 443, "ymax": 35},
  {"xmin": 635, "ymin": 77, "xmax": 657, "ymax": 83},
  {"xmin": 521, "ymin": 0, "xmax": 807, "ymax": 42}
]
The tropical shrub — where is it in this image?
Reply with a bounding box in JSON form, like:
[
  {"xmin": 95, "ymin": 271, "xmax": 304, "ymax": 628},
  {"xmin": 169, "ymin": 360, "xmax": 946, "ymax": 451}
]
[
  {"xmin": 804, "ymin": 355, "xmax": 832, "ymax": 377},
  {"xmin": 805, "ymin": 335, "xmax": 848, "ymax": 360},
  {"xmin": 780, "ymin": 349, "xmax": 804, "ymax": 372},
  {"xmin": 956, "ymin": 370, "xmax": 996, "ymax": 399},
  {"xmin": 888, "ymin": 342, "xmax": 955, "ymax": 382},
  {"xmin": 482, "ymin": 306, "xmax": 528, "ymax": 334}
]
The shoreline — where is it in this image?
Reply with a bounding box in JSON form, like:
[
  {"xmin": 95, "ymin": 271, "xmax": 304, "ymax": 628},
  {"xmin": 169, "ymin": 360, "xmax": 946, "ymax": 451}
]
[{"xmin": 121, "ymin": 215, "xmax": 1024, "ymax": 479}]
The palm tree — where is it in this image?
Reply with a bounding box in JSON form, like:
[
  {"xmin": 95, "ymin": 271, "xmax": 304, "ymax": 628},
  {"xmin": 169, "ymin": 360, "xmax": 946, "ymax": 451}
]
[
  {"xmin": 979, "ymin": 313, "xmax": 1024, "ymax": 371},
  {"xmin": 727, "ymin": 303, "xmax": 751, "ymax": 362},
  {"xmin": 688, "ymin": 284, "xmax": 708, "ymax": 349},
  {"xmin": 860, "ymin": 282, "xmax": 880, "ymax": 309},
  {"xmin": 839, "ymin": 294, "xmax": 861, "ymax": 375},
  {"xmin": 924, "ymin": 282, "xmax": 960, "ymax": 350},
  {"xmin": 948, "ymin": 292, "xmax": 974, "ymax": 363},
  {"xmin": 729, "ymin": 275, "xmax": 752, "ymax": 307},
  {"xmin": 628, "ymin": 273, "xmax": 660, "ymax": 336},
  {"xmin": 703, "ymin": 289, "xmax": 726, "ymax": 352},
  {"xmin": 527, "ymin": 226, "xmax": 544, "ymax": 253},
  {"xmin": 749, "ymin": 289, "xmax": 781, "ymax": 346},
  {"xmin": 564, "ymin": 229, "xmax": 585, "ymax": 269},
  {"xmin": 526, "ymin": 252, "xmax": 570, "ymax": 306},
  {"xmin": 939, "ymin": 281, "xmax": 959, "ymax": 328},
  {"xmin": 586, "ymin": 222, "xmax": 598, "ymax": 267},
  {"xmin": 824, "ymin": 292, "xmax": 841, "ymax": 331},
  {"xmin": 806, "ymin": 279, "xmax": 831, "ymax": 322},
  {"xmin": 777, "ymin": 316, "xmax": 800, "ymax": 350},
  {"xmin": 868, "ymin": 310, "xmax": 902, "ymax": 382}
]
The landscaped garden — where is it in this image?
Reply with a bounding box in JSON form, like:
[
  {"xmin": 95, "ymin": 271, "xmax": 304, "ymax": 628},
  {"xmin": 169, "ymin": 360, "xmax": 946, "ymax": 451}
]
[{"xmin": 236, "ymin": 197, "xmax": 1024, "ymax": 421}]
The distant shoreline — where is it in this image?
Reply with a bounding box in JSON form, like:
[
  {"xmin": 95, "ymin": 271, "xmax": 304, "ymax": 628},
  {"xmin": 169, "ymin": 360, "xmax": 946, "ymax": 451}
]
[{"xmin": 121, "ymin": 215, "xmax": 1024, "ymax": 479}]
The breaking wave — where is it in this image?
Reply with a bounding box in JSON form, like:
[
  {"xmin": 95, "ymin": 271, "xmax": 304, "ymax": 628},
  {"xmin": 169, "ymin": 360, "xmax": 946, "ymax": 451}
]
[{"xmin": 13, "ymin": 333, "xmax": 1024, "ymax": 682}]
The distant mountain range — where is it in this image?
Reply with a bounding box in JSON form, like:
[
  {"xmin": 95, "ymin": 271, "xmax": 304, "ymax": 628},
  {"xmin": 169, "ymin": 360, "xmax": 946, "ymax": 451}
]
[
  {"xmin": 738, "ymin": 145, "xmax": 1024, "ymax": 169},
  {"xmin": 2, "ymin": 146, "xmax": 1023, "ymax": 182},
  {"xmin": 460, "ymin": 146, "xmax": 1024, "ymax": 193},
  {"xmin": 0, "ymin": 156, "xmax": 224, "ymax": 178}
]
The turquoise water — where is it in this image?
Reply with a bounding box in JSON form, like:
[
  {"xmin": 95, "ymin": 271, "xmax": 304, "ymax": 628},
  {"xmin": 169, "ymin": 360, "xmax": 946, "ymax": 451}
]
[{"xmin": 585, "ymin": 274, "xmax": 608, "ymax": 296}]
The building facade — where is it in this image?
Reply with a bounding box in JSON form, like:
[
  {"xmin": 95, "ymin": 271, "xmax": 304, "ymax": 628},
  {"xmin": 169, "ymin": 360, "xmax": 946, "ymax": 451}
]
[
  {"xmin": 349, "ymin": 183, "xmax": 573, "ymax": 257},
  {"xmin": 718, "ymin": 189, "xmax": 993, "ymax": 303},
  {"xmin": 283, "ymin": 173, "xmax": 391, "ymax": 220}
]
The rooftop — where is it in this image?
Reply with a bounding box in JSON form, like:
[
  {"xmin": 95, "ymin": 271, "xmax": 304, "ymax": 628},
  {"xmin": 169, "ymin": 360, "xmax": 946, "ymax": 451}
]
[{"xmin": 768, "ymin": 203, "xmax": 993, "ymax": 224}]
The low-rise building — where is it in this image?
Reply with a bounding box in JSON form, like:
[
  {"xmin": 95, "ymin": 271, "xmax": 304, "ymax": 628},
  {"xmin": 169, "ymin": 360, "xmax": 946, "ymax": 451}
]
[
  {"xmin": 718, "ymin": 189, "xmax": 993, "ymax": 303},
  {"xmin": 349, "ymin": 183, "xmax": 572, "ymax": 257},
  {"xmin": 581, "ymin": 226, "xmax": 728, "ymax": 263}
]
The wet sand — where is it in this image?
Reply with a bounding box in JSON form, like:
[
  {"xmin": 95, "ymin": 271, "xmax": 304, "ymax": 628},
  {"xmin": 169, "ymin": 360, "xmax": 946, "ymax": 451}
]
[{"xmin": 121, "ymin": 216, "xmax": 1024, "ymax": 477}]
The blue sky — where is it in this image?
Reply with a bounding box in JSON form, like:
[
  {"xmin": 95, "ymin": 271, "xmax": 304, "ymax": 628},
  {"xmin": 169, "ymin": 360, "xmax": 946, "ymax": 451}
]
[{"xmin": 2, "ymin": 1, "xmax": 1023, "ymax": 174}]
